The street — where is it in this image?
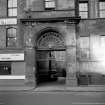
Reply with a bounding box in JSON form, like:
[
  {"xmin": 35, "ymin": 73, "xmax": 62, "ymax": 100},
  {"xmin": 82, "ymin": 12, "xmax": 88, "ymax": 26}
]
[{"xmin": 0, "ymin": 91, "xmax": 105, "ymax": 105}]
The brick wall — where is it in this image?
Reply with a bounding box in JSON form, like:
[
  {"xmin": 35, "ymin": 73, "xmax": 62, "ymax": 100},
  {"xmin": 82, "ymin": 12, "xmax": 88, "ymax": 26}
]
[
  {"xmin": 0, "ymin": 26, "xmax": 6, "ymax": 48},
  {"xmin": 0, "ymin": 0, "xmax": 7, "ymax": 17},
  {"xmin": 25, "ymin": 0, "xmax": 75, "ymax": 11}
]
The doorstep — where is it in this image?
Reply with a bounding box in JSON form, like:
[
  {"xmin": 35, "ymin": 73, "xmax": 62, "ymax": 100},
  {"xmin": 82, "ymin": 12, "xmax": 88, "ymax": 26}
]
[
  {"xmin": 34, "ymin": 85, "xmax": 105, "ymax": 92},
  {"xmin": 0, "ymin": 85, "xmax": 105, "ymax": 92}
]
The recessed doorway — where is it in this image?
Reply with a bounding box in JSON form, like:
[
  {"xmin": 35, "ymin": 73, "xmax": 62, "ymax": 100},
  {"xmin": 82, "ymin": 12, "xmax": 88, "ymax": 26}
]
[
  {"xmin": 36, "ymin": 50, "xmax": 66, "ymax": 86},
  {"xmin": 36, "ymin": 30, "xmax": 66, "ymax": 87}
]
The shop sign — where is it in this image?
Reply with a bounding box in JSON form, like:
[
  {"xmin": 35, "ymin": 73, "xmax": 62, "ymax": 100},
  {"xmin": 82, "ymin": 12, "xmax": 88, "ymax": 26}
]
[
  {"xmin": 0, "ymin": 53, "xmax": 24, "ymax": 61},
  {"xmin": 0, "ymin": 75, "xmax": 25, "ymax": 79},
  {"xmin": 0, "ymin": 18, "xmax": 17, "ymax": 25}
]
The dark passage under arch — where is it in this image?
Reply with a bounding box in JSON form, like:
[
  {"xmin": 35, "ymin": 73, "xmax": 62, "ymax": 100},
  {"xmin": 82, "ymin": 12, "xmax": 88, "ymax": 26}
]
[{"xmin": 36, "ymin": 30, "xmax": 66, "ymax": 85}]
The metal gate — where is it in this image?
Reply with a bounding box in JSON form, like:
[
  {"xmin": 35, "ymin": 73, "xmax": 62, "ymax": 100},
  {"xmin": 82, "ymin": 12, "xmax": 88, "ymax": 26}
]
[{"xmin": 36, "ymin": 50, "xmax": 66, "ymax": 83}]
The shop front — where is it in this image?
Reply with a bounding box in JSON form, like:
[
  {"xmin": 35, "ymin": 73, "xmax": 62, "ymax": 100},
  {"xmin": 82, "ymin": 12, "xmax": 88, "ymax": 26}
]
[{"xmin": 0, "ymin": 50, "xmax": 25, "ymax": 86}]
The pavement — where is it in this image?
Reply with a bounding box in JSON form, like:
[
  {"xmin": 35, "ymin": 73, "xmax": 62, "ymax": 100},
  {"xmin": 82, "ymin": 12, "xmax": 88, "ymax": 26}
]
[
  {"xmin": 0, "ymin": 78, "xmax": 105, "ymax": 91},
  {"xmin": 0, "ymin": 85, "xmax": 105, "ymax": 92},
  {"xmin": 1, "ymin": 89, "xmax": 105, "ymax": 105},
  {"xmin": 35, "ymin": 85, "xmax": 105, "ymax": 92}
]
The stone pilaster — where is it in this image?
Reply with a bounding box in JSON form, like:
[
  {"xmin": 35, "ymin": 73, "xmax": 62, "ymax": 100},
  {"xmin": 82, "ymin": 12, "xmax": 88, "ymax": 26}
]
[
  {"xmin": 24, "ymin": 24, "xmax": 36, "ymax": 87},
  {"xmin": 25, "ymin": 47, "xmax": 36, "ymax": 87},
  {"xmin": 66, "ymin": 46, "xmax": 77, "ymax": 86},
  {"xmin": 65, "ymin": 25, "xmax": 77, "ymax": 86}
]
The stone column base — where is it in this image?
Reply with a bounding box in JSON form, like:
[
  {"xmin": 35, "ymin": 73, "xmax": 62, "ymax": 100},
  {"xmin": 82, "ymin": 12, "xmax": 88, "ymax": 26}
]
[
  {"xmin": 25, "ymin": 80, "xmax": 36, "ymax": 87},
  {"xmin": 66, "ymin": 78, "xmax": 77, "ymax": 87}
]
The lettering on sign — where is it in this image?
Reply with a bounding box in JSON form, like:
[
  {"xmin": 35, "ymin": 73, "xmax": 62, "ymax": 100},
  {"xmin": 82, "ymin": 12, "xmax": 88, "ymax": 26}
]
[{"xmin": 0, "ymin": 53, "xmax": 24, "ymax": 61}]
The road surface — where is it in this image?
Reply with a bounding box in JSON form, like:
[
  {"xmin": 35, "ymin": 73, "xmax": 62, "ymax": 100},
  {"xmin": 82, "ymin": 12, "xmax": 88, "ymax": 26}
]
[{"xmin": 0, "ymin": 91, "xmax": 105, "ymax": 105}]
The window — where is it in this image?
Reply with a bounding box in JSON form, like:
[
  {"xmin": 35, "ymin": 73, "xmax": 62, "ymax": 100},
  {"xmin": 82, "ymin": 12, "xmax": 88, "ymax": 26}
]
[
  {"xmin": 79, "ymin": 36, "xmax": 90, "ymax": 59},
  {"xmin": 99, "ymin": 0, "xmax": 105, "ymax": 18},
  {"xmin": 0, "ymin": 63, "xmax": 11, "ymax": 75},
  {"xmin": 7, "ymin": 28, "xmax": 17, "ymax": 47},
  {"xmin": 79, "ymin": 1, "xmax": 88, "ymax": 18},
  {"xmin": 45, "ymin": 0, "xmax": 55, "ymax": 10},
  {"xmin": 8, "ymin": 0, "xmax": 17, "ymax": 16}
]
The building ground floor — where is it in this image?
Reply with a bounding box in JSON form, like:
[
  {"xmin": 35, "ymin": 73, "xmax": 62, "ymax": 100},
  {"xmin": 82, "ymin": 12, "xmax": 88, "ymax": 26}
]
[
  {"xmin": 0, "ymin": 48, "xmax": 105, "ymax": 88},
  {"xmin": 1, "ymin": 19, "xmax": 105, "ymax": 88}
]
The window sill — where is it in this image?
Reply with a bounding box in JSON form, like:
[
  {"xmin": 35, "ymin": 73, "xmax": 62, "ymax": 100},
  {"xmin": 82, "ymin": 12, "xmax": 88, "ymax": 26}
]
[{"xmin": 78, "ymin": 58, "xmax": 105, "ymax": 62}]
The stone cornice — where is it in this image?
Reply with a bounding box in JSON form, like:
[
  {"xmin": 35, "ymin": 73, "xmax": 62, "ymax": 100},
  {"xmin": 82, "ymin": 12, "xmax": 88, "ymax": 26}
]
[{"xmin": 20, "ymin": 17, "xmax": 81, "ymax": 25}]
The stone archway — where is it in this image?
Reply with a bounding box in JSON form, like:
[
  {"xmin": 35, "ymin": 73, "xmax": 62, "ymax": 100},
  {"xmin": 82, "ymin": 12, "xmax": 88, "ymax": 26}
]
[
  {"xmin": 37, "ymin": 31, "xmax": 65, "ymax": 49},
  {"xmin": 36, "ymin": 30, "xmax": 66, "ymax": 85}
]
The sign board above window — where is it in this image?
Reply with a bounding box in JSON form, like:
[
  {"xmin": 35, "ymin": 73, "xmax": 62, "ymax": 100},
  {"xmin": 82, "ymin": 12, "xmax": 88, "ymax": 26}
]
[
  {"xmin": 0, "ymin": 18, "xmax": 17, "ymax": 25},
  {"xmin": 0, "ymin": 53, "xmax": 24, "ymax": 61}
]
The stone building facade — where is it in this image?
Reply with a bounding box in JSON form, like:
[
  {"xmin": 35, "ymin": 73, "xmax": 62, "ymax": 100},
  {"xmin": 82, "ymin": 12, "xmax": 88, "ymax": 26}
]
[{"xmin": 0, "ymin": 0, "xmax": 105, "ymax": 88}]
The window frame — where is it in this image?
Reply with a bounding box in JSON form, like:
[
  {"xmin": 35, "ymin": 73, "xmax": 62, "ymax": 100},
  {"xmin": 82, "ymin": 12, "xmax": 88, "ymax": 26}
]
[
  {"xmin": 6, "ymin": 27, "xmax": 17, "ymax": 48},
  {"xmin": 99, "ymin": 0, "xmax": 105, "ymax": 18},
  {"xmin": 79, "ymin": 1, "xmax": 89, "ymax": 19},
  {"xmin": 79, "ymin": 36, "xmax": 90, "ymax": 60},
  {"xmin": 44, "ymin": 0, "xmax": 56, "ymax": 10},
  {"xmin": 7, "ymin": 0, "xmax": 17, "ymax": 17},
  {"xmin": 0, "ymin": 62, "xmax": 11, "ymax": 75}
]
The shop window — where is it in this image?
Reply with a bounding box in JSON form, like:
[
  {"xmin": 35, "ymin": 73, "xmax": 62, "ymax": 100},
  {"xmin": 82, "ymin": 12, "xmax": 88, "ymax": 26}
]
[
  {"xmin": 0, "ymin": 63, "xmax": 11, "ymax": 75},
  {"xmin": 8, "ymin": 0, "xmax": 17, "ymax": 17},
  {"xmin": 79, "ymin": 36, "xmax": 90, "ymax": 59},
  {"xmin": 45, "ymin": 0, "xmax": 56, "ymax": 10},
  {"xmin": 7, "ymin": 28, "xmax": 17, "ymax": 47},
  {"xmin": 79, "ymin": 1, "xmax": 88, "ymax": 18}
]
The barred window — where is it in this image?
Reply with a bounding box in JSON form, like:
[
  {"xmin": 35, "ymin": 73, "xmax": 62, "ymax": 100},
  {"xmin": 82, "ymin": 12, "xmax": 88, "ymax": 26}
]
[
  {"xmin": 45, "ymin": 0, "xmax": 55, "ymax": 10},
  {"xmin": 79, "ymin": 1, "xmax": 88, "ymax": 18},
  {"xmin": 8, "ymin": 0, "xmax": 17, "ymax": 16},
  {"xmin": 99, "ymin": 0, "xmax": 105, "ymax": 18},
  {"xmin": 7, "ymin": 28, "xmax": 17, "ymax": 47}
]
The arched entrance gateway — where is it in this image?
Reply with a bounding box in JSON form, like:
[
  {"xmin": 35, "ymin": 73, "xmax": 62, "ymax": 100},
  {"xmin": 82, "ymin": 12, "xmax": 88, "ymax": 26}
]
[{"xmin": 36, "ymin": 30, "xmax": 66, "ymax": 86}]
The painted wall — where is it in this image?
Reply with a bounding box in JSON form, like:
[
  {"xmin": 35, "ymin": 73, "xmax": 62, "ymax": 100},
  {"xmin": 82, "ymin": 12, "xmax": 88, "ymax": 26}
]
[{"xmin": 12, "ymin": 62, "xmax": 25, "ymax": 75}]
